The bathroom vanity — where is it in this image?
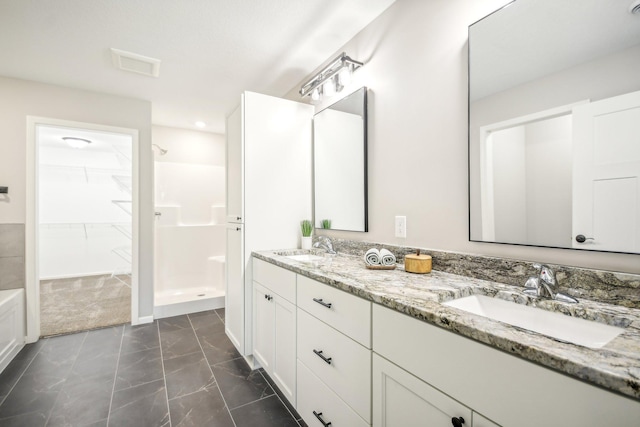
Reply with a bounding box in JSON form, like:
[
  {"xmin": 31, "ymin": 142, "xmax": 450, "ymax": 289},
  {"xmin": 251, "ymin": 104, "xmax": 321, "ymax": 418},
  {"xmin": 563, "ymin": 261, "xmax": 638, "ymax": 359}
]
[{"xmin": 251, "ymin": 249, "xmax": 640, "ymax": 427}]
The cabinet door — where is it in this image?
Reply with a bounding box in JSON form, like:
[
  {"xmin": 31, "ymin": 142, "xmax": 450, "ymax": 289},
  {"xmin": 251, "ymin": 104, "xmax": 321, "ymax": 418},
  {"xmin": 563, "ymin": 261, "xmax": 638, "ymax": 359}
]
[
  {"xmin": 373, "ymin": 354, "xmax": 471, "ymax": 427},
  {"xmin": 225, "ymin": 224, "xmax": 244, "ymax": 354},
  {"xmin": 253, "ymin": 282, "xmax": 274, "ymax": 372},
  {"xmin": 226, "ymin": 102, "xmax": 243, "ymax": 223},
  {"xmin": 272, "ymin": 295, "xmax": 296, "ymax": 406}
]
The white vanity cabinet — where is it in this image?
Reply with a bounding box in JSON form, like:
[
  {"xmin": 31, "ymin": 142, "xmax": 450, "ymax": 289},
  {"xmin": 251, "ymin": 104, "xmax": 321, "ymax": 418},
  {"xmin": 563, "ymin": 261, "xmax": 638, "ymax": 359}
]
[
  {"xmin": 252, "ymin": 259, "xmax": 297, "ymax": 405},
  {"xmin": 373, "ymin": 354, "xmax": 473, "ymax": 426},
  {"xmin": 373, "ymin": 304, "xmax": 640, "ymax": 427},
  {"xmin": 296, "ymin": 275, "xmax": 372, "ymax": 426}
]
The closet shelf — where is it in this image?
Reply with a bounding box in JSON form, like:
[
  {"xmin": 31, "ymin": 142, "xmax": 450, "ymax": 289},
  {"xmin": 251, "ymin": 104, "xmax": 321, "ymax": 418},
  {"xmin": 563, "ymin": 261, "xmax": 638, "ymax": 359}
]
[{"xmin": 111, "ymin": 246, "xmax": 132, "ymax": 264}]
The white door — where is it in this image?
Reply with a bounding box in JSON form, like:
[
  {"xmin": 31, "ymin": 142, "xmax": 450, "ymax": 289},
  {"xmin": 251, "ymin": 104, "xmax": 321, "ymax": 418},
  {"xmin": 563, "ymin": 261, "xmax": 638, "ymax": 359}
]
[
  {"xmin": 572, "ymin": 90, "xmax": 640, "ymax": 252},
  {"xmin": 226, "ymin": 103, "xmax": 243, "ymax": 224},
  {"xmin": 271, "ymin": 294, "xmax": 296, "ymax": 406},
  {"xmin": 252, "ymin": 282, "xmax": 274, "ymax": 372},
  {"xmin": 225, "ymin": 224, "xmax": 244, "ymax": 353},
  {"xmin": 372, "ymin": 354, "xmax": 471, "ymax": 427}
]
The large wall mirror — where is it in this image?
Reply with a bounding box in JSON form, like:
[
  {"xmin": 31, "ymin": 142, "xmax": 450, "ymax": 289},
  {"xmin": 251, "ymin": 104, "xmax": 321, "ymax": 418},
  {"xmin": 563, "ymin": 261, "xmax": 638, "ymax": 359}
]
[
  {"xmin": 314, "ymin": 87, "xmax": 368, "ymax": 232},
  {"xmin": 469, "ymin": 0, "xmax": 640, "ymax": 254}
]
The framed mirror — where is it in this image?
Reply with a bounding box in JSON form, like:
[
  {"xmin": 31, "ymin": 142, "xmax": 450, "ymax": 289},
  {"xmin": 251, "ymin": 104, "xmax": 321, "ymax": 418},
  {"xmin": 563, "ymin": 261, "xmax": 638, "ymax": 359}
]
[
  {"xmin": 313, "ymin": 87, "xmax": 368, "ymax": 232},
  {"xmin": 469, "ymin": 0, "xmax": 640, "ymax": 254}
]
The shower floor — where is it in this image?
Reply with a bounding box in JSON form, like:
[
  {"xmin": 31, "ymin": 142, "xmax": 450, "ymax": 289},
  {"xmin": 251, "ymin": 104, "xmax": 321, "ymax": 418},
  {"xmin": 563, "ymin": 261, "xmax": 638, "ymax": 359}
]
[{"xmin": 40, "ymin": 274, "xmax": 131, "ymax": 337}]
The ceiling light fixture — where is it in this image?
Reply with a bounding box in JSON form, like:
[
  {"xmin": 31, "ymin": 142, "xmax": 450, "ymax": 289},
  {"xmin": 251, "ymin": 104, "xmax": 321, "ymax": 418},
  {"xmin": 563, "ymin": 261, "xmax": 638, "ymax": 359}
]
[
  {"xmin": 62, "ymin": 137, "xmax": 92, "ymax": 149},
  {"xmin": 299, "ymin": 52, "xmax": 363, "ymax": 102},
  {"xmin": 195, "ymin": 121, "xmax": 206, "ymax": 128}
]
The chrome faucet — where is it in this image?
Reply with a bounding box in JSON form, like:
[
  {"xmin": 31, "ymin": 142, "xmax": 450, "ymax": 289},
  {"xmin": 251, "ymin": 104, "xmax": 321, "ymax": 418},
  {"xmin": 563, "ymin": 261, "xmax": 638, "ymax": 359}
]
[
  {"xmin": 524, "ymin": 264, "xmax": 578, "ymax": 303},
  {"xmin": 313, "ymin": 236, "xmax": 337, "ymax": 254}
]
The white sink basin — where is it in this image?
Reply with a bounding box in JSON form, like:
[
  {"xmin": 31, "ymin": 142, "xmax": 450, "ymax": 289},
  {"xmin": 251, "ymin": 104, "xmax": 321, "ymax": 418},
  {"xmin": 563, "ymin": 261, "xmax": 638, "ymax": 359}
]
[
  {"xmin": 286, "ymin": 254, "xmax": 325, "ymax": 263},
  {"xmin": 443, "ymin": 295, "xmax": 625, "ymax": 349}
]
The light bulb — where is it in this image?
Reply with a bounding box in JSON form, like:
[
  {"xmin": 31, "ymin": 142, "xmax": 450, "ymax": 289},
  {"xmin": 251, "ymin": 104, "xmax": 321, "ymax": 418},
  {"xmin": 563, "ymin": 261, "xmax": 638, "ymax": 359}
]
[
  {"xmin": 338, "ymin": 65, "xmax": 352, "ymax": 87},
  {"xmin": 323, "ymin": 77, "xmax": 336, "ymax": 97},
  {"xmin": 311, "ymin": 87, "xmax": 321, "ymax": 101}
]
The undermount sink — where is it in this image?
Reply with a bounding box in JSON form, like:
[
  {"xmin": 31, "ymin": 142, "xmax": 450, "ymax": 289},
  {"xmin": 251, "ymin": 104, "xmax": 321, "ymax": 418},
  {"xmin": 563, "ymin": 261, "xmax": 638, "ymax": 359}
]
[
  {"xmin": 443, "ymin": 295, "xmax": 626, "ymax": 349},
  {"xmin": 286, "ymin": 254, "xmax": 325, "ymax": 263}
]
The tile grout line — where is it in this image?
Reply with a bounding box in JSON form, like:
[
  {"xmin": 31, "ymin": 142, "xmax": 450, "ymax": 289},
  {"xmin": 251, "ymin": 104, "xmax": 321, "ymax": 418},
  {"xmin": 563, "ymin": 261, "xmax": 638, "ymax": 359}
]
[
  {"xmin": 187, "ymin": 312, "xmax": 238, "ymax": 427},
  {"xmin": 106, "ymin": 325, "xmax": 126, "ymax": 427},
  {"xmin": 0, "ymin": 337, "xmax": 47, "ymax": 409},
  {"xmin": 43, "ymin": 331, "xmax": 89, "ymax": 426},
  {"xmin": 258, "ymin": 370, "xmax": 302, "ymax": 423},
  {"xmin": 157, "ymin": 320, "xmax": 173, "ymax": 427}
]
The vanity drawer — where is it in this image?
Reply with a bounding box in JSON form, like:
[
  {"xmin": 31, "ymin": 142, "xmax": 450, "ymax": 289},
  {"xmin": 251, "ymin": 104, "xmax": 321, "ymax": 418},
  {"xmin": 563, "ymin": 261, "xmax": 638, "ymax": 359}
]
[
  {"xmin": 297, "ymin": 308, "xmax": 371, "ymax": 423},
  {"xmin": 253, "ymin": 258, "xmax": 296, "ymax": 303},
  {"xmin": 297, "ymin": 275, "xmax": 371, "ymax": 347},
  {"xmin": 297, "ymin": 360, "xmax": 369, "ymax": 427}
]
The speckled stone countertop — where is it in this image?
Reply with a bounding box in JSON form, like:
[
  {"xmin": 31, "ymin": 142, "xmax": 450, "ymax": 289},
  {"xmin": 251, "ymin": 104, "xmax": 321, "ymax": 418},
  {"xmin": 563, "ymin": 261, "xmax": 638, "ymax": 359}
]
[{"xmin": 253, "ymin": 249, "xmax": 640, "ymax": 401}]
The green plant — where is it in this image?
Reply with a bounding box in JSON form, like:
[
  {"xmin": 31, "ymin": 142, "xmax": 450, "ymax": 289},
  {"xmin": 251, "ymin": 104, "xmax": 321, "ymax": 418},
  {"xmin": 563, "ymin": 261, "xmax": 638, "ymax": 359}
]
[
  {"xmin": 300, "ymin": 219, "xmax": 313, "ymax": 237},
  {"xmin": 321, "ymin": 219, "xmax": 332, "ymax": 229}
]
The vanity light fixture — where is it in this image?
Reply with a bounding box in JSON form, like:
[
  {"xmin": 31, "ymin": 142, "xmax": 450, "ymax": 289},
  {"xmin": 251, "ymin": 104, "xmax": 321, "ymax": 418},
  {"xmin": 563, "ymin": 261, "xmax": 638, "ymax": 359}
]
[
  {"xmin": 323, "ymin": 76, "xmax": 337, "ymax": 97},
  {"xmin": 299, "ymin": 52, "xmax": 363, "ymax": 101},
  {"xmin": 62, "ymin": 137, "xmax": 92, "ymax": 149}
]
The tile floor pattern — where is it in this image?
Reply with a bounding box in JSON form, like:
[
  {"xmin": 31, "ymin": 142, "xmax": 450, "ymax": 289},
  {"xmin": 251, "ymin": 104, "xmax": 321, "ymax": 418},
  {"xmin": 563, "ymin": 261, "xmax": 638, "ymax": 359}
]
[{"xmin": 0, "ymin": 308, "xmax": 307, "ymax": 426}]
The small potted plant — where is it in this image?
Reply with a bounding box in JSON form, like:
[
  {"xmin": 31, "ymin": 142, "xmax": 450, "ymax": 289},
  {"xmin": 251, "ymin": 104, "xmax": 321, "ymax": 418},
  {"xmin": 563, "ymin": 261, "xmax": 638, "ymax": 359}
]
[
  {"xmin": 300, "ymin": 219, "xmax": 313, "ymax": 249},
  {"xmin": 321, "ymin": 219, "xmax": 332, "ymax": 229}
]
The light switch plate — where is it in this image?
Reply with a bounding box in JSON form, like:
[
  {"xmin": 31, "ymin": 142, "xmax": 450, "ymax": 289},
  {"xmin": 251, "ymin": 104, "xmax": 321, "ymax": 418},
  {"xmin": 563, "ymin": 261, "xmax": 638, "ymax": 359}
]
[{"xmin": 395, "ymin": 215, "xmax": 406, "ymax": 238}]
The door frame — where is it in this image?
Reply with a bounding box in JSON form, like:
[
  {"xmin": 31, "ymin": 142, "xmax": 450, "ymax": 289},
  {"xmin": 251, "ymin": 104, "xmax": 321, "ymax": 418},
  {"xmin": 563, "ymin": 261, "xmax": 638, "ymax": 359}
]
[
  {"xmin": 26, "ymin": 116, "xmax": 140, "ymax": 343},
  {"xmin": 477, "ymin": 101, "xmax": 586, "ymax": 241}
]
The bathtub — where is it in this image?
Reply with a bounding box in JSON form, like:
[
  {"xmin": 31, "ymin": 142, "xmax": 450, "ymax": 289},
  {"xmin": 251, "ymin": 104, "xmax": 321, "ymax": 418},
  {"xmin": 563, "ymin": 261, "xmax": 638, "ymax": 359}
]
[{"xmin": 0, "ymin": 289, "xmax": 25, "ymax": 374}]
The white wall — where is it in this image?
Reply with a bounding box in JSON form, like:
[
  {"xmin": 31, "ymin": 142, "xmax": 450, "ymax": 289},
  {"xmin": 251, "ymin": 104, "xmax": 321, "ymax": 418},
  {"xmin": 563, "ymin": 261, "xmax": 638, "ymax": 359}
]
[
  {"xmin": 524, "ymin": 116, "xmax": 572, "ymax": 248},
  {"xmin": 0, "ymin": 76, "xmax": 154, "ymax": 317},
  {"xmin": 491, "ymin": 127, "xmax": 527, "ymax": 244},
  {"xmin": 285, "ymin": 0, "xmax": 639, "ymax": 274}
]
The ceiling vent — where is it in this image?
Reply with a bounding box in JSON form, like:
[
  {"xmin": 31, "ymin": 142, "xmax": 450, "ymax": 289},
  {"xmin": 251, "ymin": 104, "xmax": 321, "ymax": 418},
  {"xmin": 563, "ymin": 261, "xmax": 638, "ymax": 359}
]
[{"xmin": 110, "ymin": 48, "xmax": 161, "ymax": 77}]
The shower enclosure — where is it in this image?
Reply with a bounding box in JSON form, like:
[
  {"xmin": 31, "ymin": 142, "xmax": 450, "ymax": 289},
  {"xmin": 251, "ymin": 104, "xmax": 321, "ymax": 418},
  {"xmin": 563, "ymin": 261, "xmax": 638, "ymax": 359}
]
[{"xmin": 153, "ymin": 127, "xmax": 226, "ymax": 318}]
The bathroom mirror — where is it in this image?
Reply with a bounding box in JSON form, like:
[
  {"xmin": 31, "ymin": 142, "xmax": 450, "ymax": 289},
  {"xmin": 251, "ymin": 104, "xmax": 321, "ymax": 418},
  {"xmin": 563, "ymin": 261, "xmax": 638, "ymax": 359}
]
[
  {"xmin": 313, "ymin": 87, "xmax": 368, "ymax": 232},
  {"xmin": 469, "ymin": 0, "xmax": 640, "ymax": 254}
]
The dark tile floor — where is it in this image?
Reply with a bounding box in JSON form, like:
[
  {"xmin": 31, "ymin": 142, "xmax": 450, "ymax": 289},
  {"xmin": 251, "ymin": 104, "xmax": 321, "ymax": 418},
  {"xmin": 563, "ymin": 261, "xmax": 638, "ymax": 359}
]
[{"xmin": 0, "ymin": 308, "xmax": 305, "ymax": 426}]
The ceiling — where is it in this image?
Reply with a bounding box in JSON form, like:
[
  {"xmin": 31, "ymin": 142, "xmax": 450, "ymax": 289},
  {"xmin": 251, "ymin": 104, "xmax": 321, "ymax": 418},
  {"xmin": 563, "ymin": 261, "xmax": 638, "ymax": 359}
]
[
  {"xmin": 470, "ymin": 0, "xmax": 640, "ymax": 101},
  {"xmin": 0, "ymin": 0, "xmax": 396, "ymax": 134}
]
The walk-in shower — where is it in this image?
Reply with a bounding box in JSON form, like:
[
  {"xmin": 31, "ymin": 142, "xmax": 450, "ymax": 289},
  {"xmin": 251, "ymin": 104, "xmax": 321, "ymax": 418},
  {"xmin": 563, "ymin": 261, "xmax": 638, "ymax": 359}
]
[{"xmin": 152, "ymin": 126, "xmax": 225, "ymax": 318}]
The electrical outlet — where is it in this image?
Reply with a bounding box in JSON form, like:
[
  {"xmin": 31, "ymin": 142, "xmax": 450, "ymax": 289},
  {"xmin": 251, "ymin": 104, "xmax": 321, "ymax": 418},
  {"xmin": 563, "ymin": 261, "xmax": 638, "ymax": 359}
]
[{"xmin": 395, "ymin": 216, "xmax": 407, "ymax": 238}]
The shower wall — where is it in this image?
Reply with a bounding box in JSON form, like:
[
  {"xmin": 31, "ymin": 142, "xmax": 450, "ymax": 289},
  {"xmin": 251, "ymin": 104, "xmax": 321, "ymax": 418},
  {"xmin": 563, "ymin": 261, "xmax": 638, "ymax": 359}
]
[{"xmin": 153, "ymin": 126, "xmax": 226, "ymax": 309}]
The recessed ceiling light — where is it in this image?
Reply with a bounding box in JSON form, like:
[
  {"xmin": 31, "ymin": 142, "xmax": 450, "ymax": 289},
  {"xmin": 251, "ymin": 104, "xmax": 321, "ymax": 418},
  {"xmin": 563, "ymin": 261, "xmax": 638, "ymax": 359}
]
[
  {"xmin": 62, "ymin": 137, "xmax": 92, "ymax": 149},
  {"xmin": 195, "ymin": 121, "xmax": 206, "ymax": 128}
]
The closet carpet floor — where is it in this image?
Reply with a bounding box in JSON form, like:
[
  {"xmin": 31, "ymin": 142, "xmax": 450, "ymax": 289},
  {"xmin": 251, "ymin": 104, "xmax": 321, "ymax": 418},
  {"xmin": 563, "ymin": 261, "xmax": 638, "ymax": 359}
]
[
  {"xmin": 0, "ymin": 308, "xmax": 305, "ymax": 427},
  {"xmin": 40, "ymin": 274, "xmax": 131, "ymax": 337}
]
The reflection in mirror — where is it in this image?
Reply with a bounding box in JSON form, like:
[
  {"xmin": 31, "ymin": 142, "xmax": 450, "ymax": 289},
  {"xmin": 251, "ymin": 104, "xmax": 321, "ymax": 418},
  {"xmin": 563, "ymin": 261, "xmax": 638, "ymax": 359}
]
[
  {"xmin": 313, "ymin": 87, "xmax": 368, "ymax": 232},
  {"xmin": 469, "ymin": 0, "xmax": 640, "ymax": 254}
]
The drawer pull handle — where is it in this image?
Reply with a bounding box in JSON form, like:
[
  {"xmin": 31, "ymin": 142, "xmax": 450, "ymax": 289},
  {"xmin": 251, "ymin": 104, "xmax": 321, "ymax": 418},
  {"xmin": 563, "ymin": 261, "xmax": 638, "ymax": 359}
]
[
  {"xmin": 313, "ymin": 411, "xmax": 332, "ymax": 427},
  {"xmin": 313, "ymin": 298, "xmax": 332, "ymax": 309},
  {"xmin": 451, "ymin": 416, "xmax": 465, "ymax": 427},
  {"xmin": 313, "ymin": 349, "xmax": 332, "ymax": 365}
]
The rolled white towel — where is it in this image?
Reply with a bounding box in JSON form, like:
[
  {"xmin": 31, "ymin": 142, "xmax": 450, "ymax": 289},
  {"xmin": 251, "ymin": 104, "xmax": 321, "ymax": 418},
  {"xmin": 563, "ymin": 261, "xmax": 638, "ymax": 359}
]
[
  {"xmin": 380, "ymin": 248, "xmax": 396, "ymax": 266},
  {"xmin": 364, "ymin": 248, "xmax": 381, "ymax": 265}
]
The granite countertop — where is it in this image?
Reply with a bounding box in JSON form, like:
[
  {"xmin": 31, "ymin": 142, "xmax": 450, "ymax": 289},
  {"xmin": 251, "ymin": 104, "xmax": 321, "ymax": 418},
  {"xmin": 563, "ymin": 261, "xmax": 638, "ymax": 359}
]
[{"xmin": 253, "ymin": 249, "xmax": 640, "ymax": 401}]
